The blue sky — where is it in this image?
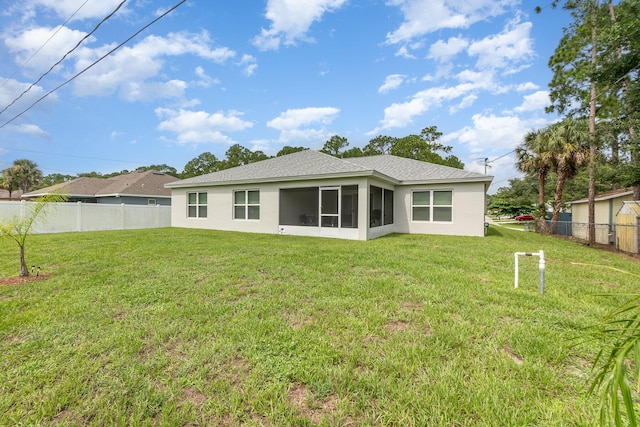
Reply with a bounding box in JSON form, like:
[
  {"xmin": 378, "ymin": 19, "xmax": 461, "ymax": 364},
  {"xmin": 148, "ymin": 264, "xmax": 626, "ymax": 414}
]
[{"xmin": 0, "ymin": 0, "xmax": 571, "ymax": 192}]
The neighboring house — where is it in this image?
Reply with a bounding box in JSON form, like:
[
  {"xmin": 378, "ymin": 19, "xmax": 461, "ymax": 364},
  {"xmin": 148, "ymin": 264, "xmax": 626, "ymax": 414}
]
[
  {"xmin": 569, "ymin": 187, "xmax": 635, "ymax": 244},
  {"xmin": 23, "ymin": 170, "xmax": 179, "ymax": 206},
  {"xmin": 166, "ymin": 150, "xmax": 493, "ymax": 240},
  {"xmin": 616, "ymin": 201, "xmax": 640, "ymax": 254}
]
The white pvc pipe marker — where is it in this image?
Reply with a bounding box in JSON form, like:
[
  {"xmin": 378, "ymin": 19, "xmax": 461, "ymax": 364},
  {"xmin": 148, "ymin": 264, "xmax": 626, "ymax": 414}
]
[{"xmin": 514, "ymin": 250, "xmax": 545, "ymax": 294}]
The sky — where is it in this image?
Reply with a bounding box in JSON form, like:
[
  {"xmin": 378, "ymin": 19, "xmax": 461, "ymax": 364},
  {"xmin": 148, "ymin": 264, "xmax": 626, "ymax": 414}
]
[{"xmin": 0, "ymin": 0, "xmax": 573, "ymax": 193}]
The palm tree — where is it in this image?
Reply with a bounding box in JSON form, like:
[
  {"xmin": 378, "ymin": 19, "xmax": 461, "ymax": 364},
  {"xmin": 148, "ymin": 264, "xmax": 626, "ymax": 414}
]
[
  {"xmin": 11, "ymin": 159, "xmax": 43, "ymax": 193},
  {"xmin": 516, "ymin": 128, "xmax": 553, "ymax": 233},
  {"xmin": 1, "ymin": 167, "xmax": 19, "ymax": 198},
  {"xmin": 547, "ymin": 120, "xmax": 589, "ymax": 233}
]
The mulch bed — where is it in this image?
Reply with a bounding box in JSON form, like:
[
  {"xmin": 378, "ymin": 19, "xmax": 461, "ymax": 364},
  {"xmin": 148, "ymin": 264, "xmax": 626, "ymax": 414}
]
[{"xmin": 0, "ymin": 274, "xmax": 50, "ymax": 286}]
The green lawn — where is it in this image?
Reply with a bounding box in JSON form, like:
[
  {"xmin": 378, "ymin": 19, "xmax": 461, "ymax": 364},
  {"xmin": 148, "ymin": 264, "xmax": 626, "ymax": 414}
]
[{"xmin": 1, "ymin": 226, "xmax": 639, "ymax": 426}]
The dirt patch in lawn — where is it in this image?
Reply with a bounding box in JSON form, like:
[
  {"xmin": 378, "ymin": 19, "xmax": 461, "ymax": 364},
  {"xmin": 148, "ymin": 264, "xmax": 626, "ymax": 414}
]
[
  {"xmin": 0, "ymin": 273, "xmax": 50, "ymax": 286},
  {"xmin": 287, "ymin": 382, "xmax": 341, "ymax": 425}
]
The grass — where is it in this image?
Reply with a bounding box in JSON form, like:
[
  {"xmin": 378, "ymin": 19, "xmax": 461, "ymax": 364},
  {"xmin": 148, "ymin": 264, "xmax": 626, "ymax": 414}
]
[{"xmin": 0, "ymin": 226, "xmax": 639, "ymax": 426}]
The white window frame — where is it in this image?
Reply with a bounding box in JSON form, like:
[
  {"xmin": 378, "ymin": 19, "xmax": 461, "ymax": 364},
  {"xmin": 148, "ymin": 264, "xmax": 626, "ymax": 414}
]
[
  {"xmin": 234, "ymin": 189, "xmax": 260, "ymax": 220},
  {"xmin": 187, "ymin": 192, "xmax": 207, "ymax": 218},
  {"xmin": 411, "ymin": 190, "xmax": 453, "ymax": 223}
]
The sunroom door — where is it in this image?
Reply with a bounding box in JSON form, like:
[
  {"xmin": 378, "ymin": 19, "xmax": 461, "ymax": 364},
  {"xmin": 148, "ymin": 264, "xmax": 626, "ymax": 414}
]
[{"xmin": 320, "ymin": 187, "xmax": 339, "ymax": 228}]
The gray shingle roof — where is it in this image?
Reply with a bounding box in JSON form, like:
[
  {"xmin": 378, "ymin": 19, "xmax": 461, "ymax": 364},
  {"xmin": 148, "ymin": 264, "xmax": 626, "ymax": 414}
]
[
  {"xmin": 344, "ymin": 155, "xmax": 490, "ymax": 182},
  {"xmin": 167, "ymin": 150, "xmax": 492, "ymax": 189},
  {"xmin": 24, "ymin": 170, "xmax": 178, "ymax": 198}
]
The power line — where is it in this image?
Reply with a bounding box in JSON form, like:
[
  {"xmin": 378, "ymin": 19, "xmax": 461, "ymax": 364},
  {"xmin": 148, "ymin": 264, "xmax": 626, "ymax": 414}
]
[
  {"xmin": 0, "ymin": 0, "xmax": 128, "ymax": 116},
  {"xmin": 488, "ymin": 149, "xmax": 516, "ymax": 164},
  {"xmin": 0, "ymin": 0, "xmax": 187, "ymax": 130},
  {"xmin": 0, "ymin": 0, "xmax": 90, "ymax": 91},
  {"xmin": 0, "ymin": 145, "xmax": 148, "ymax": 166}
]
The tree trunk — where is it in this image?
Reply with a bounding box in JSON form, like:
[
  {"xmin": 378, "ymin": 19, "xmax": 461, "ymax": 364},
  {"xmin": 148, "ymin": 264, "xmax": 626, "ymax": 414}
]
[
  {"xmin": 538, "ymin": 171, "xmax": 548, "ymax": 233},
  {"xmin": 552, "ymin": 171, "xmax": 567, "ymax": 234},
  {"xmin": 587, "ymin": 12, "xmax": 598, "ymax": 245},
  {"xmin": 19, "ymin": 244, "xmax": 29, "ymax": 277}
]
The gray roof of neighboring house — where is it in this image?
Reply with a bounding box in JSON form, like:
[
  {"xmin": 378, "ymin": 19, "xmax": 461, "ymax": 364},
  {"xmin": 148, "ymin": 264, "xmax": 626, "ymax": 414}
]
[
  {"xmin": 167, "ymin": 150, "xmax": 492, "ymax": 189},
  {"xmin": 23, "ymin": 170, "xmax": 179, "ymax": 198}
]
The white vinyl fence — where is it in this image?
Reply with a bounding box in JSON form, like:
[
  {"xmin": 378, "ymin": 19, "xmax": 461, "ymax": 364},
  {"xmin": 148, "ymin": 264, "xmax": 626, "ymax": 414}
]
[{"xmin": 0, "ymin": 201, "xmax": 171, "ymax": 234}]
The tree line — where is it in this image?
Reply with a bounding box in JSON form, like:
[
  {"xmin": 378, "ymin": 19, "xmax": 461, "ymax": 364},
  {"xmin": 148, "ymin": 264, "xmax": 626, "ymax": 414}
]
[
  {"xmin": 489, "ymin": 0, "xmax": 640, "ymax": 240},
  {"xmin": 1, "ymin": 126, "xmax": 464, "ymax": 195}
]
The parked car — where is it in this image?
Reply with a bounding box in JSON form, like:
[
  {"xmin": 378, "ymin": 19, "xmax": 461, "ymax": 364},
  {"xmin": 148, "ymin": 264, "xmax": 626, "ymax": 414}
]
[{"xmin": 515, "ymin": 214, "xmax": 535, "ymax": 221}]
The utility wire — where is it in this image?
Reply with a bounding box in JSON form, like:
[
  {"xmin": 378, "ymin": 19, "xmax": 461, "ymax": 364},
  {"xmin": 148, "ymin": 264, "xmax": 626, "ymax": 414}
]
[
  {"xmin": 0, "ymin": 0, "xmax": 187, "ymax": 130},
  {"xmin": 0, "ymin": 0, "xmax": 128, "ymax": 116},
  {"xmin": 0, "ymin": 0, "xmax": 90, "ymax": 91},
  {"xmin": 0, "ymin": 145, "xmax": 148, "ymax": 166},
  {"xmin": 488, "ymin": 149, "xmax": 516, "ymax": 164}
]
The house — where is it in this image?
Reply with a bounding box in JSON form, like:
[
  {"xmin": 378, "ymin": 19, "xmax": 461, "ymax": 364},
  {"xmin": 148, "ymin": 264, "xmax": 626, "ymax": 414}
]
[
  {"xmin": 569, "ymin": 187, "xmax": 635, "ymax": 244},
  {"xmin": 22, "ymin": 170, "xmax": 179, "ymax": 206},
  {"xmin": 166, "ymin": 150, "xmax": 493, "ymax": 240},
  {"xmin": 616, "ymin": 201, "xmax": 640, "ymax": 254}
]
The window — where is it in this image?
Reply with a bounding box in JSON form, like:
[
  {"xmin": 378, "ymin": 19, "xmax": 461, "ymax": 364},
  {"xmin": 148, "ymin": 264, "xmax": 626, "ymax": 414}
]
[
  {"xmin": 187, "ymin": 192, "xmax": 207, "ymax": 218},
  {"xmin": 370, "ymin": 186, "xmax": 394, "ymax": 228},
  {"xmin": 148, "ymin": 199, "xmax": 156, "ymax": 206},
  {"xmin": 412, "ymin": 190, "xmax": 452, "ymax": 222},
  {"xmin": 234, "ymin": 190, "xmax": 260, "ymax": 220}
]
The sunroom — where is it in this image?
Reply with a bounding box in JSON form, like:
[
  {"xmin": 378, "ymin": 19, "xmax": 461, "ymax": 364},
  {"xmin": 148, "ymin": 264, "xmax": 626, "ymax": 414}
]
[{"xmin": 277, "ymin": 183, "xmax": 394, "ymax": 240}]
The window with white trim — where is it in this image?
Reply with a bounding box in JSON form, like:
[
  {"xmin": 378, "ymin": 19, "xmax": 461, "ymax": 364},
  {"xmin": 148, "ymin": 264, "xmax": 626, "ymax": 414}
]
[
  {"xmin": 234, "ymin": 190, "xmax": 260, "ymax": 220},
  {"xmin": 412, "ymin": 190, "xmax": 452, "ymax": 222},
  {"xmin": 187, "ymin": 192, "xmax": 207, "ymax": 218}
]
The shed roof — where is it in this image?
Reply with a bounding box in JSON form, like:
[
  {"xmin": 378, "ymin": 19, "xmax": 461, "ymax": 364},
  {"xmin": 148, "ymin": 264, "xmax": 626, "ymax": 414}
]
[
  {"xmin": 570, "ymin": 187, "xmax": 635, "ymax": 204},
  {"xmin": 167, "ymin": 150, "xmax": 492, "ymax": 189}
]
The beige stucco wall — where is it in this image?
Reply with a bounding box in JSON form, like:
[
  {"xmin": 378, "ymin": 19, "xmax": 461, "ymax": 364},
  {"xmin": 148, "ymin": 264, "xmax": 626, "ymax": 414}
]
[
  {"xmin": 171, "ymin": 178, "xmax": 488, "ymax": 239},
  {"xmin": 171, "ymin": 177, "xmax": 371, "ymax": 239},
  {"xmin": 394, "ymin": 181, "xmax": 488, "ymax": 237}
]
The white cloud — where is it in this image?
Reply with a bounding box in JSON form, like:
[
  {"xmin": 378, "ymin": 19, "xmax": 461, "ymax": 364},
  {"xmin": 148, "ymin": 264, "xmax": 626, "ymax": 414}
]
[
  {"xmin": 372, "ymin": 83, "xmax": 477, "ymax": 131},
  {"xmin": 71, "ymin": 31, "xmax": 235, "ymax": 99},
  {"xmin": 449, "ymin": 112, "xmax": 548, "ymax": 155},
  {"xmin": 468, "ymin": 21, "xmax": 534, "ymax": 71},
  {"xmin": 267, "ymin": 107, "xmax": 340, "ymax": 143},
  {"xmin": 238, "ymin": 54, "xmax": 258, "ymax": 76},
  {"xmin": 121, "ymin": 80, "xmax": 188, "ymax": 102},
  {"xmin": 267, "ymin": 107, "xmax": 339, "ymax": 130},
  {"xmin": 428, "ymin": 37, "xmax": 469, "ymax": 63},
  {"xmin": 155, "ymin": 108, "xmax": 253, "ymax": 145},
  {"xmin": 194, "ymin": 66, "xmax": 219, "ymax": 88},
  {"xmin": 4, "ymin": 25, "xmax": 90, "ymax": 75},
  {"xmin": 253, "ymin": 0, "xmax": 348, "ymax": 51},
  {"xmin": 516, "ymin": 82, "xmax": 539, "ymax": 92},
  {"xmin": 0, "ymin": 78, "xmax": 58, "ymax": 122},
  {"xmin": 513, "ymin": 90, "xmax": 550, "ymax": 113},
  {"xmin": 444, "ymin": 112, "xmax": 551, "ymax": 192},
  {"xmin": 378, "ymin": 74, "xmax": 407, "ymax": 94},
  {"xmin": 385, "ymin": 0, "xmax": 509, "ymax": 45},
  {"xmin": 395, "ymin": 46, "xmax": 416, "ymax": 59},
  {"xmin": 10, "ymin": 123, "xmax": 50, "ymax": 138},
  {"xmin": 21, "ymin": 0, "xmax": 131, "ymax": 21}
]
